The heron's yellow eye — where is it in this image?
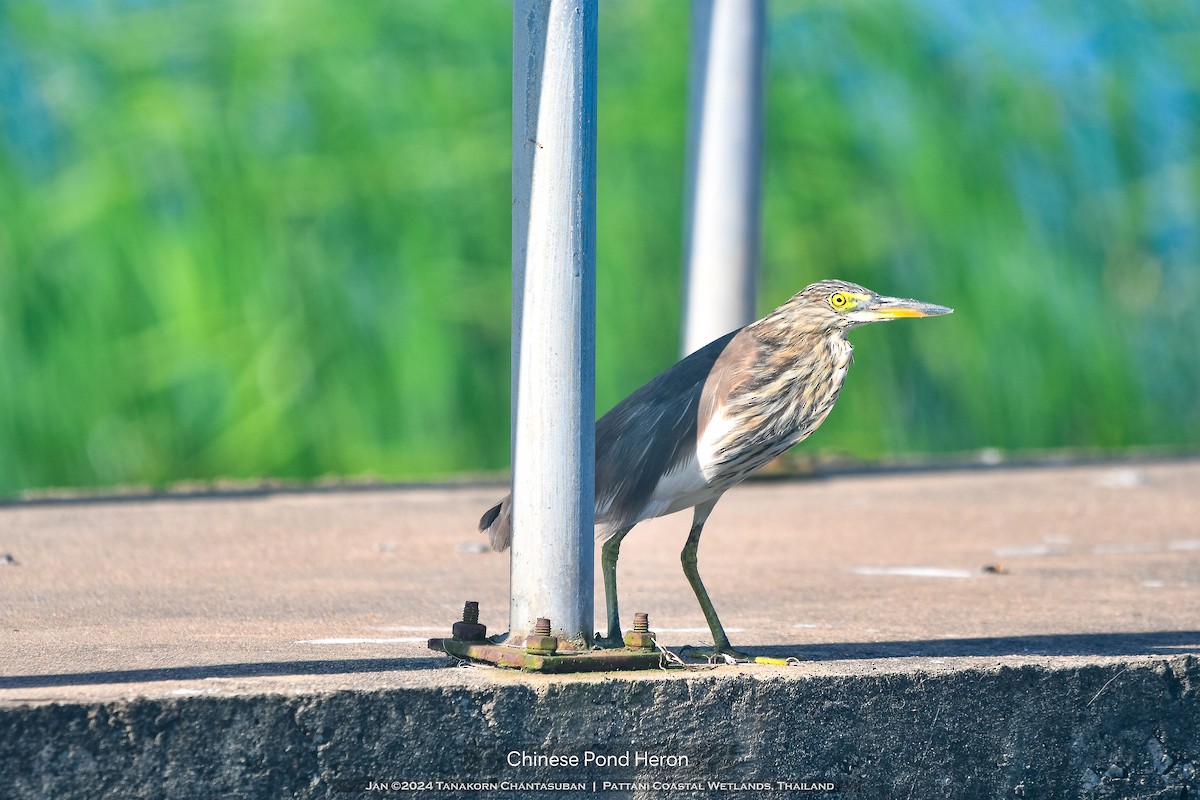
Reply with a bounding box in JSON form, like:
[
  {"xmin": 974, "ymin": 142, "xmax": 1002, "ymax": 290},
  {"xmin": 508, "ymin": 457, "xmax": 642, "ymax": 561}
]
[{"xmin": 829, "ymin": 292, "xmax": 851, "ymax": 310}]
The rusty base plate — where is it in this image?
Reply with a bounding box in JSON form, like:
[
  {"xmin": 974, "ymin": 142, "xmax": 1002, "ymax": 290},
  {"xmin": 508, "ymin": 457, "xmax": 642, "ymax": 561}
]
[{"xmin": 427, "ymin": 638, "xmax": 664, "ymax": 673}]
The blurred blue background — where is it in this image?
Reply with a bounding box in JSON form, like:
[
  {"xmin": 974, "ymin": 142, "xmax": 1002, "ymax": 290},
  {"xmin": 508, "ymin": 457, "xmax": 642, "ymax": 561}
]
[{"xmin": 1, "ymin": 0, "xmax": 1198, "ymax": 497}]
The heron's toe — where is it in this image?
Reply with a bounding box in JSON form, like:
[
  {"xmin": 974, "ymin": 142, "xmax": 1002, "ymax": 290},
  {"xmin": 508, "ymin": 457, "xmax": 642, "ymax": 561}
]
[
  {"xmin": 593, "ymin": 632, "xmax": 626, "ymax": 650},
  {"xmin": 679, "ymin": 644, "xmax": 752, "ymax": 664},
  {"xmin": 718, "ymin": 646, "xmax": 752, "ymax": 663}
]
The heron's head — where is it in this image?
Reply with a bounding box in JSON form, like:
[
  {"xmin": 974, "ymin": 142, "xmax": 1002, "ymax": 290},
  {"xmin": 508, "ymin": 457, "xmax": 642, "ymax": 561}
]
[{"xmin": 782, "ymin": 279, "xmax": 954, "ymax": 334}]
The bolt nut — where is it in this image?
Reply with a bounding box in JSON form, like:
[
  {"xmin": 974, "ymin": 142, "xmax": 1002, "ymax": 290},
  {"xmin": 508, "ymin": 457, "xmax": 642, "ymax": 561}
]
[
  {"xmin": 452, "ymin": 620, "xmax": 487, "ymax": 641},
  {"xmin": 525, "ymin": 634, "xmax": 559, "ymax": 655},
  {"xmin": 623, "ymin": 630, "xmax": 655, "ymax": 650},
  {"xmin": 451, "ymin": 601, "xmax": 486, "ymax": 641},
  {"xmin": 525, "ymin": 617, "xmax": 558, "ymax": 654},
  {"xmin": 624, "ymin": 612, "xmax": 655, "ymax": 649}
]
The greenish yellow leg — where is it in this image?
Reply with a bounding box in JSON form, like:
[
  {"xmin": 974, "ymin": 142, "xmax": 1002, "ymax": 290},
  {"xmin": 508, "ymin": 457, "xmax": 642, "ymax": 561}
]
[
  {"xmin": 600, "ymin": 526, "xmax": 633, "ymax": 648},
  {"xmin": 679, "ymin": 501, "xmax": 749, "ymax": 661}
]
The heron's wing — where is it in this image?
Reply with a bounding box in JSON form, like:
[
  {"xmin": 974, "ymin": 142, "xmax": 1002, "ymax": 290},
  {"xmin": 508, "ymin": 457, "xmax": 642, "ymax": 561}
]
[
  {"xmin": 595, "ymin": 329, "xmax": 750, "ymax": 526},
  {"xmin": 696, "ymin": 328, "xmax": 762, "ymax": 446},
  {"xmin": 484, "ymin": 331, "xmax": 740, "ymax": 548},
  {"xmin": 479, "ymin": 496, "xmax": 511, "ymax": 551}
]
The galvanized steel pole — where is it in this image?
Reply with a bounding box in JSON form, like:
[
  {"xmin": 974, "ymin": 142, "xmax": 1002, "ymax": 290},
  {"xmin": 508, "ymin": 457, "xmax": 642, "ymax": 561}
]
[
  {"xmin": 681, "ymin": 0, "xmax": 766, "ymax": 356},
  {"xmin": 509, "ymin": 0, "xmax": 597, "ymax": 648}
]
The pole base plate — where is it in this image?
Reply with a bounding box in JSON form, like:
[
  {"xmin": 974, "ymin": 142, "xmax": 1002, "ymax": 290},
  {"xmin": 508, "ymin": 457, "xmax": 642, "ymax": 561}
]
[{"xmin": 428, "ymin": 638, "xmax": 663, "ymax": 673}]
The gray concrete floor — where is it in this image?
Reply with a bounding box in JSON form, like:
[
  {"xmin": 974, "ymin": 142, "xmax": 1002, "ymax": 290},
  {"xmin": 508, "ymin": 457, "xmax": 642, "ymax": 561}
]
[{"xmin": 2, "ymin": 459, "xmax": 1199, "ymax": 704}]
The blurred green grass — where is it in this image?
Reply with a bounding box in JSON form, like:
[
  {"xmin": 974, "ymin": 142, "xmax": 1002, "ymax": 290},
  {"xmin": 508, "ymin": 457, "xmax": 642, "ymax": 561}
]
[{"xmin": 1, "ymin": 0, "xmax": 1198, "ymax": 497}]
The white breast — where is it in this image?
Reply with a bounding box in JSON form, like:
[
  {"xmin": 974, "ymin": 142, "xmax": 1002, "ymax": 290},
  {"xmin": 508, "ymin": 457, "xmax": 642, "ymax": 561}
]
[
  {"xmin": 695, "ymin": 407, "xmax": 739, "ymax": 481},
  {"xmin": 642, "ymin": 450, "xmax": 717, "ymax": 520}
]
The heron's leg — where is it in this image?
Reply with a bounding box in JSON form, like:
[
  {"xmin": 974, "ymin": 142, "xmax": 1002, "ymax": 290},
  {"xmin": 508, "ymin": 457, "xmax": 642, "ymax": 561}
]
[
  {"xmin": 600, "ymin": 526, "xmax": 633, "ymax": 648},
  {"xmin": 680, "ymin": 499, "xmax": 748, "ymax": 660}
]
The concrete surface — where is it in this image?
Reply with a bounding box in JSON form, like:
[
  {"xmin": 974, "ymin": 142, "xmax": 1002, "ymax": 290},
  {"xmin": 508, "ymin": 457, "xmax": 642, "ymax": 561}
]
[{"xmin": 2, "ymin": 459, "xmax": 1199, "ymax": 798}]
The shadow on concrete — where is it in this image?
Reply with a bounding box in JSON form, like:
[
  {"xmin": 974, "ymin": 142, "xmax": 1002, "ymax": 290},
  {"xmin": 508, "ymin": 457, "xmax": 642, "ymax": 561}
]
[
  {"xmin": 0, "ymin": 657, "xmax": 446, "ymax": 690},
  {"xmin": 750, "ymin": 630, "xmax": 1200, "ymax": 661},
  {"xmin": 6, "ymin": 633, "xmax": 1197, "ymax": 689}
]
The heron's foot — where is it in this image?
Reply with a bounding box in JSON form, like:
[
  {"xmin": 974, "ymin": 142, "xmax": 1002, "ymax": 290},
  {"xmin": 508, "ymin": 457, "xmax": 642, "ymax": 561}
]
[
  {"xmin": 679, "ymin": 644, "xmax": 752, "ymax": 664},
  {"xmin": 593, "ymin": 631, "xmax": 626, "ymax": 650}
]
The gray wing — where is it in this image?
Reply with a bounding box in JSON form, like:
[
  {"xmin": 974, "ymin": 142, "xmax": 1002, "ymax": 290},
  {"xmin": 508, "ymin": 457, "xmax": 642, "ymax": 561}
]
[
  {"xmin": 479, "ymin": 496, "xmax": 511, "ymax": 551},
  {"xmin": 594, "ymin": 330, "xmax": 740, "ymax": 527},
  {"xmin": 481, "ymin": 328, "xmax": 756, "ymax": 549}
]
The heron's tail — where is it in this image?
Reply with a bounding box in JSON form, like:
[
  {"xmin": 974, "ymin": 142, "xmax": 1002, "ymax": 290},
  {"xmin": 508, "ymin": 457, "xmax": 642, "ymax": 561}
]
[{"xmin": 479, "ymin": 495, "xmax": 511, "ymax": 552}]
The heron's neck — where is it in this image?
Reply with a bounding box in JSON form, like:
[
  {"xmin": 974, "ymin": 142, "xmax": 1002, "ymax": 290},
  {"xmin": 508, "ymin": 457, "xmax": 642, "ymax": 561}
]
[
  {"xmin": 733, "ymin": 329, "xmax": 853, "ymax": 436},
  {"xmin": 751, "ymin": 303, "xmax": 838, "ymax": 345},
  {"xmin": 698, "ymin": 330, "xmax": 853, "ymax": 485}
]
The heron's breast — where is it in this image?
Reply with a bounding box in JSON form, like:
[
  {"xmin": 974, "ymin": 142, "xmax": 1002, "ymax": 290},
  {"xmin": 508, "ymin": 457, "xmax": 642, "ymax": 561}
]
[
  {"xmin": 644, "ymin": 451, "xmax": 720, "ymax": 519},
  {"xmin": 698, "ymin": 337, "xmax": 853, "ymax": 484}
]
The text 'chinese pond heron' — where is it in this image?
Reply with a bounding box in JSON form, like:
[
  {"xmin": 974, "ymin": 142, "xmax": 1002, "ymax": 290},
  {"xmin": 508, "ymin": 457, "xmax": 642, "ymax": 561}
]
[{"xmin": 481, "ymin": 279, "xmax": 953, "ymax": 658}]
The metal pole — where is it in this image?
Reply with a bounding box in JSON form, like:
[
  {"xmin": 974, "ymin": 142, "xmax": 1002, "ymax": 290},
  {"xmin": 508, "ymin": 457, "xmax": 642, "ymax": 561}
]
[
  {"xmin": 681, "ymin": 0, "xmax": 765, "ymax": 356},
  {"xmin": 510, "ymin": 0, "xmax": 597, "ymax": 648}
]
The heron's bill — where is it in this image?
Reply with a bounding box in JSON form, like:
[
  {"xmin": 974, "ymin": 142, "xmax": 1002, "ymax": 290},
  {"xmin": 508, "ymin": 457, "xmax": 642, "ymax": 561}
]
[{"xmin": 867, "ymin": 297, "xmax": 954, "ymax": 319}]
